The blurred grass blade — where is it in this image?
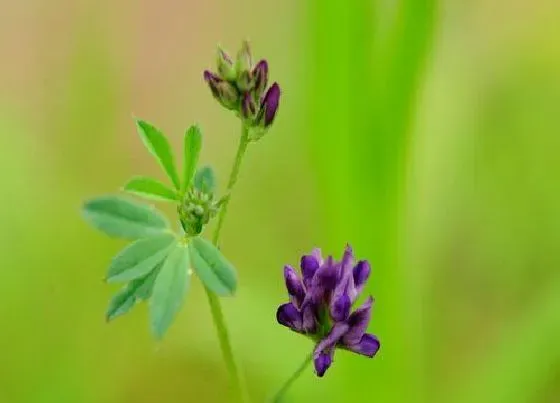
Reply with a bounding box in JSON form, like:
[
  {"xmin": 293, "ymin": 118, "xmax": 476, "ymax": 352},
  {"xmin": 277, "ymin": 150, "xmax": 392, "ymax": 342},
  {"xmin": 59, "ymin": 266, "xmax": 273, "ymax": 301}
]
[
  {"xmin": 135, "ymin": 119, "xmax": 181, "ymax": 190},
  {"xmin": 450, "ymin": 276, "xmax": 560, "ymax": 403},
  {"xmin": 150, "ymin": 243, "xmax": 190, "ymax": 339},
  {"xmin": 304, "ymin": 0, "xmax": 438, "ymax": 401},
  {"xmin": 189, "ymin": 236, "xmax": 237, "ymax": 296},
  {"xmin": 82, "ymin": 195, "xmax": 169, "ymax": 239},
  {"xmin": 123, "ymin": 176, "xmax": 179, "ymax": 202},
  {"xmin": 106, "ymin": 233, "xmax": 176, "ymax": 283},
  {"xmin": 182, "ymin": 125, "xmax": 202, "ymax": 193},
  {"xmin": 105, "ymin": 265, "xmax": 163, "ymax": 321},
  {"xmin": 193, "ymin": 166, "xmax": 216, "ymax": 193}
]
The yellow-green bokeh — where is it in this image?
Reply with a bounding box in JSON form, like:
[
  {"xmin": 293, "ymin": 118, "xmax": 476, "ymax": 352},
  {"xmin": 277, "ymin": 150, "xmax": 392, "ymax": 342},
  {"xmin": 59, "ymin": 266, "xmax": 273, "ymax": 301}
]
[{"xmin": 1, "ymin": 0, "xmax": 559, "ymax": 402}]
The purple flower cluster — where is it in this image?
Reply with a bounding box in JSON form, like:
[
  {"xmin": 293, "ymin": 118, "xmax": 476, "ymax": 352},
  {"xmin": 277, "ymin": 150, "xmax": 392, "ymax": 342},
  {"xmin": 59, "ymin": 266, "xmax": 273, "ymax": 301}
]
[
  {"xmin": 203, "ymin": 41, "xmax": 280, "ymax": 130},
  {"xmin": 277, "ymin": 245, "xmax": 380, "ymax": 377}
]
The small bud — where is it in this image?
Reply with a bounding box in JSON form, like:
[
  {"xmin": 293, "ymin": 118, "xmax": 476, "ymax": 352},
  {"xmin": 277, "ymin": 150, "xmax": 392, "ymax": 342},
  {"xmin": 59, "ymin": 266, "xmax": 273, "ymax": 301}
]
[
  {"xmin": 193, "ymin": 205, "xmax": 204, "ymax": 216},
  {"xmin": 216, "ymin": 47, "xmax": 236, "ymax": 81},
  {"xmin": 203, "ymin": 70, "xmax": 222, "ymax": 98},
  {"xmin": 204, "ymin": 70, "xmax": 239, "ymax": 110},
  {"xmin": 241, "ymin": 92, "xmax": 258, "ymax": 120},
  {"xmin": 251, "ymin": 60, "xmax": 269, "ymax": 99},
  {"xmin": 256, "ymin": 83, "xmax": 280, "ymax": 128},
  {"xmin": 235, "ymin": 40, "xmax": 252, "ymax": 76},
  {"xmin": 179, "ymin": 188, "xmax": 223, "ymax": 236},
  {"xmin": 236, "ymin": 70, "xmax": 252, "ymax": 92}
]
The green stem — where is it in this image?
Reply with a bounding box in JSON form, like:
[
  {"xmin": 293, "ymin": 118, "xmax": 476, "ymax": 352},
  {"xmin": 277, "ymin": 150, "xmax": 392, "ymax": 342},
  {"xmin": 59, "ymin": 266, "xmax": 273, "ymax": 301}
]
[
  {"xmin": 212, "ymin": 124, "xmax": 250, "ymax": 245},
  {"xmin": 204, "ymin": 123, "xmax": 250, "ymax": 403},
  {"xmin": 269, "ymin": 353, "xmax": 314, "ymax": 402}
]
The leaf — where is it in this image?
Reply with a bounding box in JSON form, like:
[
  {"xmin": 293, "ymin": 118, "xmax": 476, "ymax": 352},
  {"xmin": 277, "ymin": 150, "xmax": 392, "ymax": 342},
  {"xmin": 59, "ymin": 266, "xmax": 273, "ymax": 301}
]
[
  {"xmin": 105, "ymin": 266, "xmax": 162, "ymax": 322},
  {"xmin": 189, "ymin": 237, "xmax": 237, "ymax": 296},
  {"xmin": 150, "ymin": 243, "xmax": 190, "ymax": 339},
  {"xmin": 106, "ymin": 286, "xmax": 136, "ymax": 322},
  {"xmin": 135, "ymin": 119, "xmax": 181, "ymax": 190},
  {"xmin": 182, "ymin": 125, "xmax": 202, "ymax": 193},
  {"xmin": 82, "ymin": 195, "xmax": 169, "ymax": 239},
  {"xmin": 106, "ymin": 233, "xmax": 176, "ymax": 283},
  {"xmin": 194, "ymin": 165, "xmax": 216, "ymax": 193},
  {"xmin": 135, "ymin": 263, "xmax": 162, "ymax": 300},
  {"xmin": 123, "ymin": 176, "xmax": 179, "ymax": 202}
]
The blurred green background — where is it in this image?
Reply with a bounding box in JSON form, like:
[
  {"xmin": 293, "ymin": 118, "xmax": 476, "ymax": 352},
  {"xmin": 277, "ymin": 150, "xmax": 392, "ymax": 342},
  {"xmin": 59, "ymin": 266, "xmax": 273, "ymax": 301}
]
[{"xmin": 1, "ymin": 0, "xmax": 559, "ymax": 402}]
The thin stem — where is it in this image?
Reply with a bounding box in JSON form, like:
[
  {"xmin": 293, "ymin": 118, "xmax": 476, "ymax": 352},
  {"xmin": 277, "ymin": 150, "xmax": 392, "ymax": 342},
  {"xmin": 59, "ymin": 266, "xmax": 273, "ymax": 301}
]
[
  {"xmin": 269, "ymin": 353, "xmax": 314, "ymax": 402},
  {"xmin": 204, "ymin": 123, "xmax": 250, "ymax": 403}
]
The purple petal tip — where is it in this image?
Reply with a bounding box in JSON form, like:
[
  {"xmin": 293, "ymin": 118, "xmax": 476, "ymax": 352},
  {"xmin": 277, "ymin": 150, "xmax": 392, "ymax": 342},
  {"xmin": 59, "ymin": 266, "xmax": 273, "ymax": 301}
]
[
  {"xmin": 314, "ymin": 352, "xmax": 332, "ymax": 377},
  {"xmin": 276, "ymin": 303, "xmax": 302, "ymax": 332},
  {"xmin": 203, "ymin": 70, "xmax": 214, "ymax": 81},
  {"xmin": 353, "ymin": 260, "xmax": 371, "ymax": 288},
  {"xmin": 349, "ymin": 333, "xmax": 380, "ymax": 357}
]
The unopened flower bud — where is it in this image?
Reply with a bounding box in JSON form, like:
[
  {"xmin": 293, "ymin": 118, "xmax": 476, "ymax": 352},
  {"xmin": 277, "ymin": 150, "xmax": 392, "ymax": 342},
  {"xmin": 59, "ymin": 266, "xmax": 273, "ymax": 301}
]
[
  {"xmin": 256, "ymin": 82, "xmax": 280, "ymax": 128},
  {"xmin": 236, "ymin": 70, "xmax": 252, "ymax": 92},
  {"xmin": 204, "ymin": 70, "xmax": 239, "ymax": 110},
  {"xmin": 251, "ymin": 60, "xmax": 268, "ymax": 99},
  {"xmin": 216, "ymin": 46, "xmax": 236, "ymax": 81},
  {"xmin": 179, "ymin": 188, "xmax": 223, "ymax": 236},
  {"xmin": 235, "ymin": 40, "xmax": 252, "ymax": 77},
  {"xmin": 241, "ymin": 92, "xmax": 258, "ymax": 120}
]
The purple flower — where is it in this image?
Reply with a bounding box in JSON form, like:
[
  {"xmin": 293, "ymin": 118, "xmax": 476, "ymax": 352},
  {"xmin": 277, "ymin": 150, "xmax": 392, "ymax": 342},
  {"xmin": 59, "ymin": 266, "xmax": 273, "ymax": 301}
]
[{"xmin": 276, "ymin": 245, "xmax": 380, "ymax": 377}]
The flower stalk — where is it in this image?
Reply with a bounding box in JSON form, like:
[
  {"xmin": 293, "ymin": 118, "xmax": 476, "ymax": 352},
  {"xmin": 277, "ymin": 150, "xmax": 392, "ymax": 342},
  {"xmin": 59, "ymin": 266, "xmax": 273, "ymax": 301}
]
[
  {"xmin": 269, "ymin": 353, "xmax": 313, "ymax": 403},
  {"xmin": 204, "ymin": 123, "xmax": 251, "ymax": 403}
]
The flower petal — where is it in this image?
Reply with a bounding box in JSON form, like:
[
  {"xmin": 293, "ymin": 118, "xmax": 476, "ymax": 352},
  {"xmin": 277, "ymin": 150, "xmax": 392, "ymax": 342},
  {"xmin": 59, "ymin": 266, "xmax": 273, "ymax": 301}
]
[
  {"xmin": 340, "ymin": 244, "xmax": 354, "ymax": 277},
  {"xmin": 330, "ymin": 246, "xmax": 357, "ymax": 314},
  {"xmin": 284, "ymin": 265, "xmax": 305, "ymax": 307},
  {"xmin": 301, "ymin": 300, "xmax": 317, "ymax": 333},
  {"xmin": 312, "ymin": 322, "xmax": 348, "ymax": 376},
  {"xmin": 353, "ymin": 260, "xmax": 370, "ymax": 291},
  {"xmin": 314, "ymin": 350, "xmax": 333, "ymax": 377},
  {"xmin": 330, "ymin": 292, "xmax": 351, "ymax": 322},
  {"xmin": 310, "ymin": 256, "xmax": 339, "ymax": 303},
  {"xmin": 276, "ymin": 303, "xmax": 303, "ymax": 332},
  {"xmin": 301, "ymin": 250, "xmax": 321, "ymax": 288},
  {"xmin": 315, "ymin": 322, "xmax": 349, "ymax": 355},
  {"xmin": 342, "ymin": 296, "xmax": 373, "ymax": 346},
  {"xmin": 345, "ymin": 333, "xmax": 380, "ymax": 357}
]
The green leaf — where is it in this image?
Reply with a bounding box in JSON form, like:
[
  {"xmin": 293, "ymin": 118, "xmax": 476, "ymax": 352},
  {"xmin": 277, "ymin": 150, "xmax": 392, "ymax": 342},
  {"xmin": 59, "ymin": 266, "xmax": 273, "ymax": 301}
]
[
  {"xmin": 135, "ymin": 119, "xmax": 181, "ymax": 190},
  {"xmin": 123, "ymin": 176, "xmax": 179, "ymax": 202},
  {"xmin": 135, "ymin": 263, "xmax": 162, "ymax": 300},
  {"xmin": 189, "ymin": 237, "xmax": 237, "ymax": 296},
  {"xmin": 82, "ymin": 195, "xmax": 169, "ymax": 239},
  {"xmin": 194, "ymin": 166, "xmax": 216, "ymax": 193},
  {"xmin": 105, "ymin": 266, "xmax": 162, "ymax": 322},
  {"xmin": 150, "ymin": 243, "xmax": 190, "ymax": 339},
  {"xmin": 106, "ymin": 286, "xmax": 136, "ymax": 322},
  {"xmin": 182, "ymin": 125, "xmax": 202, "ymax": 193},
  {"xmin": 106, "ymin": 233, "xmax": 176, "ymax": 283}
]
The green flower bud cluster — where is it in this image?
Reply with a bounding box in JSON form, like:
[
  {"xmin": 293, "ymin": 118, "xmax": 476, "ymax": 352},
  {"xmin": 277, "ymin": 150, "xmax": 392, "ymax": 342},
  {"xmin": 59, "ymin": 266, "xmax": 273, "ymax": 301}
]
[{"xmin": 178, "ymin": 187, "xmax": 224, "ymax": 236}]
